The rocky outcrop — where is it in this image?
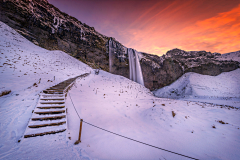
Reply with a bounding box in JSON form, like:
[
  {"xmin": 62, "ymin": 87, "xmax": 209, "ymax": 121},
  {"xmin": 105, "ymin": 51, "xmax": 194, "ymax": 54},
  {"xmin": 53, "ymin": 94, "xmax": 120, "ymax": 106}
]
[
  {"xmin": 0, "ymin": 0, "xmax": 109, "ymax": 71},
  {"xmin": 140, "ymin": 48, "xmax": 239, "ymax": 90},
  {"xmin": 141, "ymin": 56, "xmax": 183, "ymax": 90},
  {"xmin": 1, "ymin": 0, "xmax": 239, "ymax": 91},
  {"xmin": 165, "ymin": 48, "xmax": 239, "ymax": 76},
  {"xmin": 107, "ymin": 38, "xmax": 129, "ymax": 78}
]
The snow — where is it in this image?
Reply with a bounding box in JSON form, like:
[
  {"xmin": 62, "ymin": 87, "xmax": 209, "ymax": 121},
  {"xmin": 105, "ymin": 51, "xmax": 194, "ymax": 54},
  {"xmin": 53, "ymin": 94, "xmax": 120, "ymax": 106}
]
[
  {"xmin": 216, "ymin": 51, "xmax": 240, "ymax": 63},
  {"xmin": 66, "ymin": 71, "xmax": 240, "ymax": 160},
  {"xmin": 153, "ymin": 69, "xmax": 240, "ymax": 108},
  {"xmin": 1, "ymin": 21, "xmax": 240, "ymax": 160}
]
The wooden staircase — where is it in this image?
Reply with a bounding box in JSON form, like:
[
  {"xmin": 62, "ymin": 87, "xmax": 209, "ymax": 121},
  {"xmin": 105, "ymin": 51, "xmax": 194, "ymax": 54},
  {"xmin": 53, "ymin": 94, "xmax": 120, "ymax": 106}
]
[{"xmin": 24, "ymin": 73, "xmax": 90, "ymax": 138}]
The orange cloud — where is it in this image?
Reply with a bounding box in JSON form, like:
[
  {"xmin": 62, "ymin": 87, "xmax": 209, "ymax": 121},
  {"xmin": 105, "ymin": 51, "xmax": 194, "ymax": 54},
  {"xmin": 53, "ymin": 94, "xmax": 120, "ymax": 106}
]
[
  {"xmin": 49, "ymin": 0, "xmax": 240, "ymax": 56},
  {"xmin": 123, "ymin": 2, "xmax": 240, "ymax": 56},
  {"xmin": 179, "ymin": 4, "xmax": 240, "ymax": 53}
]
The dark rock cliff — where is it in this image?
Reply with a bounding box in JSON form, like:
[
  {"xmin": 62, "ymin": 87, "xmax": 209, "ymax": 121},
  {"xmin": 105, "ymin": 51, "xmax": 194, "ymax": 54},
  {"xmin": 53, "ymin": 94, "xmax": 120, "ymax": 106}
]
[
  {"xmin": 1, "ymin": 0, "xmax": 239, "ymax": 91},
  {"xmin": 140, "ymin": 49, "xmax": 239, "ymax": 90},
  {"xmin": 0, "ymin": 0, "xmax": 109, "ymax": 70}
]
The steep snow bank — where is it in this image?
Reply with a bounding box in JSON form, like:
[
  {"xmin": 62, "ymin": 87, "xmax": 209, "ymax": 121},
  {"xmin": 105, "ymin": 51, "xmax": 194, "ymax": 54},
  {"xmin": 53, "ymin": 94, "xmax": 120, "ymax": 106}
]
[
  {"xmin": 216, "ymin": 51, "xmax": 240, "ymax": 63},
  {"xmin": 153, "ymin": 69, "xmax": 240, "ymax": 107},
  {"xmin": 153, "ymin": 69, "xmax": 240, "ymax": 99},
  {"xmin": 0, "ymin": 21, "xmax": 93, "ymax": 159},
  {"xmin": 0, "ymin": 21, "xmax": 92, "ymax": 94}
]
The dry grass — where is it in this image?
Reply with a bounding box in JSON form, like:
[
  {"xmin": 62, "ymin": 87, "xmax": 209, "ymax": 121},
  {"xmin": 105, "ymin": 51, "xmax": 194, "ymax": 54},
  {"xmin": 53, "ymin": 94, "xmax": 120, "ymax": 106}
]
[
  {"xmin": 0, "ymin": 90, "xmax": 11, "ymax": 97},
  {"xmin": 217, "ymin": 120, "xmax": 228, "ymax": 124},
  {"xmin": 172, "ymin": 111, "xmax": 176, "ymax": 118},
  {"xmin": 74, "ymin": 140, "xmax": 80, "ymax": 145},
  {"xmin": 33, "ymin": 83, "xmax": 38, "ymax": 87}
]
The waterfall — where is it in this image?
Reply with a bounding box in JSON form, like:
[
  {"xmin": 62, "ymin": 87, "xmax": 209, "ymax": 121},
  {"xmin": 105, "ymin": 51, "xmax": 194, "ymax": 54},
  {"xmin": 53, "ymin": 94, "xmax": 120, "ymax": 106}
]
[
  {"xmin": 108, "ymin": 38, "xmax": 114, "ymax": 73},
  {"xmin": 128, "ymin": 48, "xmax": 144, "ymax": 86},
  {"xmin": 108, "ymin": 39, "xmax": 144, "ymax": 86}
]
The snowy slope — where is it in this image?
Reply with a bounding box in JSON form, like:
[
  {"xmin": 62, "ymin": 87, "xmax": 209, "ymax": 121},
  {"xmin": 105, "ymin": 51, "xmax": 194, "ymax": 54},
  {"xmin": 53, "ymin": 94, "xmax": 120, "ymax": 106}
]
[
  {"xmin": 0, "ymin": 21, "xmax": 93, "ymax": 159},
  {"xmin": 0, "ymin": 21, "xmax": 92, "ymax": 94},
  {"xmin": 216, "ymin": 51, "xmax": 240, "ymax": 63},
  {"xmin": 0, "ymin": 21, "xmax": 240, "ymax": 160},
  {"xmin": 153, "ymin": 69, "xmax": 240, "ymax": 107},
  {"xmin": 66, "ymin": 70, "xmax": 240, "ymax": 160}
]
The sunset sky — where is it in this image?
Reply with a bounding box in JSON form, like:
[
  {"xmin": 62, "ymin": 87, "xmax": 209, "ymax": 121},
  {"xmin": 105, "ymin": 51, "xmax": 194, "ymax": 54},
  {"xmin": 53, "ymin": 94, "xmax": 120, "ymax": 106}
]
[{"xmin": 48, "ymin": 0, "xmax": 240, "ymax": 56}]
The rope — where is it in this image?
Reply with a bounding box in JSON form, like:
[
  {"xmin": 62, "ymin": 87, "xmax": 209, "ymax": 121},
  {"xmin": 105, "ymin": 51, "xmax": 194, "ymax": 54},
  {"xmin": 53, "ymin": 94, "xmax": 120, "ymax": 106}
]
[
  {"xmin": 68, "ymin": 92, "xmax": 81, "ymax": 119},
  {"xmin": 68, "ymin": 75, "xmax": 198, "ymax": 160},
  {"xmin": 83, "ymin": 120, "xmax": 199, "ymax": 160}
]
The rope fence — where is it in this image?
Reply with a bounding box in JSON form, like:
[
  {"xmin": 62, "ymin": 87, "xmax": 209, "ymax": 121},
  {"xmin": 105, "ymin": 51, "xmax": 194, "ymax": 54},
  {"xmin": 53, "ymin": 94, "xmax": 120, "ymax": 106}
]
[
  {"xmin": 68, "ymin": 90, "xmax": 199, "ymax": 160},
  {"xmin": 69, "ymin": 92, "xmax": 81, "ymax": 119}
]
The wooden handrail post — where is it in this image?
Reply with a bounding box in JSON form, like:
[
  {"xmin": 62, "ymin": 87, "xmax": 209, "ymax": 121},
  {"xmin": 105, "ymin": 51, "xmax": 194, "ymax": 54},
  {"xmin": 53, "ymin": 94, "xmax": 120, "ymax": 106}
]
[
  {"xmin": 78, "ymin": 119, "xmax": 83, "ymax": 142},
  {"xmin": 75, "ymin": 119, "xmax": 83, "ymax": 145}
]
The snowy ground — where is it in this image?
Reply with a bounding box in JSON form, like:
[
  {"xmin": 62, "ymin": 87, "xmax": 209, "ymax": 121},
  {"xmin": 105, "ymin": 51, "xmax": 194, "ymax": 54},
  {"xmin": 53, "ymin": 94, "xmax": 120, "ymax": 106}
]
[
  {"xmin": 65, "ymin": 71, "xmax": 240, "ymax": 160},
  {"xmin": 153, "ymin": 69, "xmax": 240, "ymax": 108},
  {"xmin": 1, "ymin": 21, "xmax": 240, "ymax": 160},
  {"xmin": 216, "ymin": 51, "xmax": 240, "ymax": 63}
]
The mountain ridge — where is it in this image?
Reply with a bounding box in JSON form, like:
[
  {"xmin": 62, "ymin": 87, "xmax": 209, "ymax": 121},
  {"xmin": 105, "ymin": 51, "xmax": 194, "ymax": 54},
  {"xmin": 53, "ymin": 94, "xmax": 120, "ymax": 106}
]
[{"xmin": 0, "ymin": 0, "xmax": 239, "ymax": 90}]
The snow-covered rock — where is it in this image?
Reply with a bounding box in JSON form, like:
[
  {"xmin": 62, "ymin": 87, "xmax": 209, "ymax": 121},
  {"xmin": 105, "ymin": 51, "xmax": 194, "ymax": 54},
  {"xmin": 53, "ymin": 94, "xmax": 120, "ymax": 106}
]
[
  {"xmin": 153, "ymin": 69, "xmax": 240, "ymax": 107},
  {"xmin": 216, "ymin": 50, "xmax": 240, "ymax": 63}
]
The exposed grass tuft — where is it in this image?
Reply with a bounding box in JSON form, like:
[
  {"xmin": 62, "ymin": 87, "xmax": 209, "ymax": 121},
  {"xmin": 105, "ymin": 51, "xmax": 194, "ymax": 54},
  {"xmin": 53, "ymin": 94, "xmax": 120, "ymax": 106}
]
[
  {"xmin": 74, "ymin": 140, "xmax": 80, "ymax": 145},
  {"xmin": 0, "ymin": 90, "xmax": 11, "ymax": 97},
  {"xmin": 217, "ymin": 120, "xmax": 228, "ymax": 124},
  {"xmin": 33, "ymin": 83, "xmax": 38, "ymax": 87},
  {"xmin": 172, "ymin": 111, "xmax": 176, "ymax": 118}
]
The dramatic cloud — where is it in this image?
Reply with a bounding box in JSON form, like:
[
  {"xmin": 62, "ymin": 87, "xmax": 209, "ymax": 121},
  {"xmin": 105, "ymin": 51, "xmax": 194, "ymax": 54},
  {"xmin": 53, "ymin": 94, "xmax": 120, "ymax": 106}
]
[
  {"xmin": 49, "ymin": 0, "xmax": 240, "ymax": 55},
  {"xmin": 123, "ymin": 2, "xmax": 240, "ymax": 55},
  {"xmin": 179, "ymin": 4, "xmax": 240, "ymax": 54}
]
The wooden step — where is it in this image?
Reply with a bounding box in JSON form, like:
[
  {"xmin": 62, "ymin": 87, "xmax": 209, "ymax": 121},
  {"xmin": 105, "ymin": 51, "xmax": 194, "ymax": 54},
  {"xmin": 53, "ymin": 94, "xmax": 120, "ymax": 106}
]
[
  {"xmin": 32, "ymin": 115, "xmax": 66, "ymax": 121},
  {"xmin": 40, "ymin": 98, "xmax": 64, "ymax": 101},
  {"xmin": 24, "ymin": 129, "xmax": 66, "ymax": 138},
  {"xmin": 45, "ymin": 89, "xmax": 64, "ymax": 91},
  {"xmin": 34, "ymin": 110, "xmax": 65, "ymax": 115},
  {"xmin": 28, "ymin": 121, "xmax": 66, "ymax": 128},
  {"xmin": 41, "ymin": 94, "xmax": 64, "ymax": 97},
  {"xmin": 40, "ymin": 101, "xmax": 65, "ymax": 104},
  {"xmin": 43, "ymin": 91, "xmax": 64, "ymax": 94},
  {"xmin": 49, "ymin": 88, "xmax": 65, "ymax": 90},
  {"xmin": 37, "ymin": 106, "xmax": 65, "ymax": 109}
]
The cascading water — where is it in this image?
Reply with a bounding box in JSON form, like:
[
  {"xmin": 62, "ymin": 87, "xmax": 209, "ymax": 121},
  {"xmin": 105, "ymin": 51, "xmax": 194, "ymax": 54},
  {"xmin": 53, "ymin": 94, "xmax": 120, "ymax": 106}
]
[
  {"xmin": 128, "ymin": 48, "xmax": 144, "ymax": 86},
  {"xmin": 108, "ymin": 38, "xmax": 114, "ymax": 73},
  {"xmin": 108, "ymin": 39, "xmax": 144, "ymax": 86}
]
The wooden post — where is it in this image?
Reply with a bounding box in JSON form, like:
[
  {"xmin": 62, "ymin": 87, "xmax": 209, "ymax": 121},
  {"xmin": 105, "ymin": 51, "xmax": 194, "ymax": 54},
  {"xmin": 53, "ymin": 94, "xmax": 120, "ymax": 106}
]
[
  {"xmin": 74, "ymin": 119, "xmax": 83, "ymax": 145},
  {"xmin": 78, "ymin": 119, "xmax": 83, "ymax": 142}
]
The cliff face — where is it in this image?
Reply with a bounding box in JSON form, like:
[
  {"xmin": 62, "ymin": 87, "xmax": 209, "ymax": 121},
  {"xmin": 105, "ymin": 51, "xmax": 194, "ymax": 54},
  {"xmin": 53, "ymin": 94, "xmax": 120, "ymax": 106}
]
[
  {"xmin": 1, "ymin": 0, "xmax": 239, "ymax": 91},
  {"xmin": 106, "ymin": 46, "xmax": 239, "ymax": 90},
  {"xmin": 140, "ymin": 49, "xmax": 239, "ymax": 90},
  {"xmin": 0, "ymin": 0, "xmax": 109, "ymax": 70}
]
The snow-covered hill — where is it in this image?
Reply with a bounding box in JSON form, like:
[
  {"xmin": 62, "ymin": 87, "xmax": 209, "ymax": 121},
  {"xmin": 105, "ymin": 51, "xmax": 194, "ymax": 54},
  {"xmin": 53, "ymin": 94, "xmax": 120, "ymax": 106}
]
[
  {"xmin": 0, "ymin": 21, "xmax": 92, "ymax": 94},
  {"xmin": 216, "ymin": 51, "xmax": 240, "ymax": 63},
  {"xmin": 0, "ymin": 21, "xmax": 240, "ymax": 160},
  {"xmin": 153, "ymin": 69, "xmax": 240, "ymax": 107}
]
